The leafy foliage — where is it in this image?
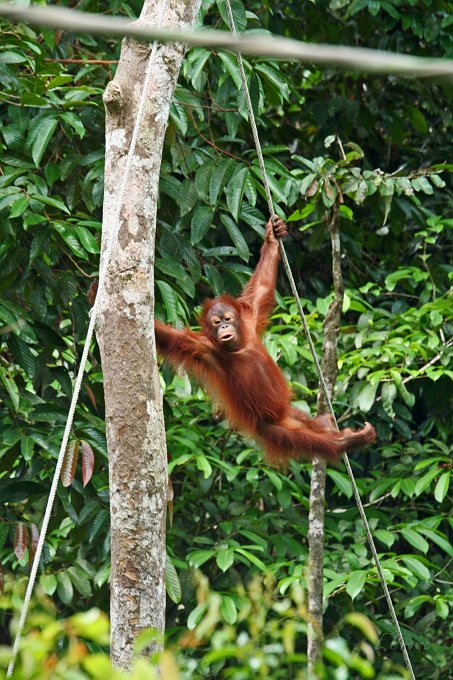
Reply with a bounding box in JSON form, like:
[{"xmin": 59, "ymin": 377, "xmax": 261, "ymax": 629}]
[{"xmin": 1, "ymin": 0, "xmax": 452, "ymax": 677}]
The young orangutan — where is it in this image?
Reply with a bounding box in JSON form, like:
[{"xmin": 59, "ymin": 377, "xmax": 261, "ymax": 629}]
[{"xmin": 154, "ymin": 217, "xmax": 376, "ymax": 466}]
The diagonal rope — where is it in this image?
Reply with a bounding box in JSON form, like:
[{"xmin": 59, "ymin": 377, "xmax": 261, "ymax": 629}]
[
  {"xmin": 223, "ymin": 2, "xmax": 415, "ymax": 678},
  {"xmin": 6, "ymin": 1, "xmax": 169, "ymax": 676}
]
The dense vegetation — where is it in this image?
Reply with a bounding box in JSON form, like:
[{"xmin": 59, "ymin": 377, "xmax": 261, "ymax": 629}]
[{"xmin": 0, "ymin": 0, "xmax": 452, "ymax": 678}]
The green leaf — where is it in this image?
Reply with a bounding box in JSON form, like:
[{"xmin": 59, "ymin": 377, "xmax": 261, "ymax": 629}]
[
  {"xmin": 0, "ymin": 367, "xmax": 19, "ymax": 410},
  {"xmin": 21, "ymin": 436, "xmax": 34, "ymax": 462},
  {"xmin": 225, "ymin": 167, "xmax": 249, "ymax": 221},
  {"xmin": 31, "ymin": 117, "xmax": 58, "ymax": 167},
  {"xmin": 374, "ymin": 530, "xmax": 395, "ymax": 548},
  {"xmin": 300, "ymin": 173, "xmax": 317, "ymax": 195},
  {"xmin": 254, "ymin": 63, "xmax": 289, "ymax": 101},
  {"xmin": 235, "ymin": 548, "xmax": 267, "ymax": 571},
  {"xmin": 31, "ymin": 194, "xmax": 70, "ymax": 214},
  {"xmin": 400, "ymin": 527, "xmax": 429, "ymax": 554},
  {"xmin": 417, "ymin": 528, "xmax": 453, "ymax": 558},
  {"xmin": 217, "ymin": 0, "xmax": 247, "ymax": 31},
  {"xmin": 156, "ymin": 280, "xmax": 179, "ymax": 323},
  {"xmin": 59, "ymin": 112, "xmax": 85, "ymax": 138},
  {"xmin": 191, "ymin": 205, "xmax": 214, "ymax": 244},
  {"xmin": 9, "ymin": 195, "xmax": 29, "ymax": 218},
  {"xmin": 401, "ymin": 556, "xmax": 430, "ymax": 581},
  {"xmin": 68, "ymin": 565, "xmax": 92, "ymax": 598},
  {"xmin": 9, "ymin": 335, "xmax": 37, "ymax": 378},
  {"xmin": 390, "ymin": 371, "xmax": 415, "ymax": 408},
  {"xmin": 434, "ymin": 472, "xmax": 450, "ymax": 503},
  {"xmin": 0, "ymin": 51, "xmax": 28, "ymax": 64},
  {"xmin": 414, "ymin": 467, "xmax": 440, "ymax": 496},
  {"xmin": 195, "ymin": 161, "xmax": 216, "ymax": 201},
  {"xmin": 195, "ymin": 454, "xmax": 212, "ymax": 479},
  {"xmin": 166, "ymin": 554, "xmax": 182, "ymax": 604},
  {"xmin": 430, "ymin": 174, "xmax": 446, "ymax": 188},
  {"xmin": 188, "ymin": 550, "xmax": 215, "ymax": 568},
  {"xmin": 54, "ymin": 226, "xmax": 87, "ymax": 259},
  {"xmin": 412, "ymin": 176, "xmax": 433, "ymax": 194},
  {"xmin": 384, "ymin": 268, "xmax": 412, "ymax": 292},
  {"xmin": 216, "ymin": 548, "xmax": 234, "ymax": 572},
  {"xmin": 75, "ymin": 226, "xmax": 99, "ymax": 253},
  {"xmin": 220, "ymin": 595, "xmax": 237, "ymax": 624},
  {"xmin": 220, "ymin": 214, "xmax": 249, "ymax": 261},
  {"xmin": 218, "ymin": 52, "xmax": 243, "ymax": 90},
  {"xmin": 435, "ymin": 597, "xmax": 449, "ymax": 620},
  {"xmin": 156, "ymin": 258, "xmax": 194, "ymax": 298},
  {"xmin": 88, "ymin": 509, "xmax": 108, "ymax": 542},
  {"xmin": 187, "ymin": 602, "xmax": 208, "ymax": 630},
  {"xmin": 188, "ymin": 48, "xmax": 211, "ymax": 89},
  {"xmin": 40, "ymin": 573, "xmax": 58, "ymax": 596},
  {"xmin": 57, "ymin": 571, "xmax": 74, "ymax": 605},
  {"xmin": 357, "ymin": 382, "xmax": 378, "ymax": 413},
  {"xmin": 381, "ymin": 381, "xmax": 397, "ymax": 419},
  {"xmin": 327, "ymin": 469, "xmax": 352, "ymax": 498},
  {"xmin": 346, "ymin": 570, "xmax": 367, "ymax": 600},
  {"xmin": 22, "ymin": 93, "xmax": 48, "ymax": 107},
  {"xmin": 264, "ymin": 469, "xmax": 283, "ymax": 491},
  {"xmin": 209, "ymin": 158, "xmax": 235, "ymax": 206}
]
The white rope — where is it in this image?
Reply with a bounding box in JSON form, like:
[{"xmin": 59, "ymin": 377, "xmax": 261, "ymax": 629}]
[
  {"xmin": 7, "ymin": 1, "xmax": 169, "ymax": 675},
  {"xmin": 223, "ymin": 2, "xmax": 415, "ymax": 678}
]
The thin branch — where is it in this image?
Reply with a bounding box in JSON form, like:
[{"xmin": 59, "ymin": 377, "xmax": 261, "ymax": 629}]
[
  {"xmin": 403, "ymin": 337, "xmax": 453, "ymax": 382},
  {"xmin": 1, "ymin": 4, "xmax": 453, "ymax": 79},
  {"xmin": 188, "ymin": 110, "xmax": 245, "ymax": 161},
  {"xmin": 434, "ymin": 558, "xmax": 452, "ymax": 579},
  {"xmin": 63, "ymin": 250, "xmax": 98, "ymax": 279},
  {"xmin": 44, "ymin": 58, "xmax": 118, "ymax": 64},
  {"xmin": 175, "ymin": 98, "xmax": 236, "ymax": 112}
]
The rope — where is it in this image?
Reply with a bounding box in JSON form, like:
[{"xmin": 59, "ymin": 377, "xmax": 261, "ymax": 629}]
[
  {"xmin": 6, "ymin": 1, "xmax": 169, "ymax": 675},
  {"xmin": 223, "ymin": 2, "xmax": 415, "ymax": 678}
]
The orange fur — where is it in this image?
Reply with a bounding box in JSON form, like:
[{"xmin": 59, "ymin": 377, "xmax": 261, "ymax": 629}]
[{"xmin": 155, "ymin": 221, "xmax": 376, "ymax": 466}]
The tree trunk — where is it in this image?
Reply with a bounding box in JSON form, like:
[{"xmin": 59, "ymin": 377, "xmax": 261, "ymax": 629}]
[
  {"xmin": 96, "ymin": 0, "xmax": 200, "ymax": 669},
  {"xmin": 307, "ymin": 203, "xmax": 344, "ymax": 677}
]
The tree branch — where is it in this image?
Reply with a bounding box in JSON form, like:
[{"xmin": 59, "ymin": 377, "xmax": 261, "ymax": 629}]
[{"xmin": 1, "ymin": 3, "xmax": 453, "ymax": 79}]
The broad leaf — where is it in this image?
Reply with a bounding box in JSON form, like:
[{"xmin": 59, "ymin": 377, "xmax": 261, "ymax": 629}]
[
  {"xmin": 191, "ymin": 205, "xmax": 214, "ymax": 245},
  {"xmin": 220, "ymin": 595, "xmax": 237, "ymax": 624},
  {"xmin": 30, "ymin": 117, "xmax": 58, "ymax": 166},
  {"xmin": 166, "ymin": 554, "xmax": 182, "ymax": 604}
]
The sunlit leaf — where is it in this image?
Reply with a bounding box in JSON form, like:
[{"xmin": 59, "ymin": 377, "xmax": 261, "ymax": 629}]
[
  {"xmin": 217, "ymin": 548, "xmax": 234, "ymax": 572},
  {"xmin": 57, "ymin": 571, "xmax": 74, "ymax": 605},
  {"xmin": 220, "ymin": 595, "xmax": 237, "ymax": 624},
  {"xmin": 434, "ymin": 471, "xmax": 450, "ymax": 503},
  {"xmin": 346, "ymin": 570, "xmax": 367, "ymax": 600}
]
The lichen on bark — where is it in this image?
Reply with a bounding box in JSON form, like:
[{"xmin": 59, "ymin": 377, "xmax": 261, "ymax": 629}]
[{"xmin": 96, "ymin": 0, "xmax": 201, "ymax": 669}]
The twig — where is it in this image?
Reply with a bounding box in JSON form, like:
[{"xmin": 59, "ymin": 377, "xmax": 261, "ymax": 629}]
[
  {"xmin": 188, "ymin": 110, "xmax": 244, "ymax": 162},
  {"xmin": 44, "ymin": 58, "xmax": 118, "ymax": 64}
]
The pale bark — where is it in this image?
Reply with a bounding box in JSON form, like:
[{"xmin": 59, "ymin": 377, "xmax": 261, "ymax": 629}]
[
  {"xmin": 307, "ymin": 204, "xmax": 344, "ymax": 677},
  {"xmin": 96, "ymin": 0, "xmax": 200, "ymax": 669}
]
